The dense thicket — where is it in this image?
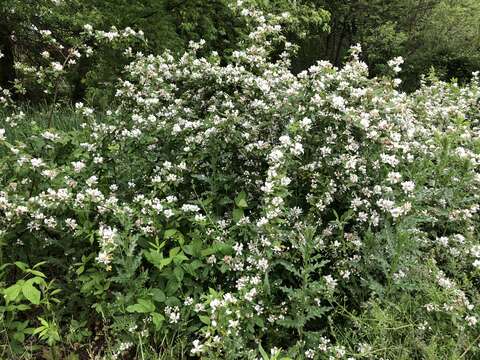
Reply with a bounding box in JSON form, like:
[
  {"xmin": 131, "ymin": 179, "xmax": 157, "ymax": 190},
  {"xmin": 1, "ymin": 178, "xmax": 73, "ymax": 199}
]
[{"xmin": 1, "ymin": 3, "xmax": 480, "ymax": 359}]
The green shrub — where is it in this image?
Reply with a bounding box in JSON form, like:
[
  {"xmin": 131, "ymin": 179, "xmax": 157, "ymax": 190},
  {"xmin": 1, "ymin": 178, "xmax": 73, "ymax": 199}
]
[{"xmin": 0, "ymin": 4, "xmax": 479, "ymax": 359}]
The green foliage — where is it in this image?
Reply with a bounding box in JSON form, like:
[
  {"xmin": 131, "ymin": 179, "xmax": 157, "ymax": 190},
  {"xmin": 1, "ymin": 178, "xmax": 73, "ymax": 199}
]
[
  {"xmin": 0, "ymin": 3, "xmax": 480, "ymax": 359},
  {"xmin": 292, "ymin": 0, "xmax": 480, "ymax": 90}
]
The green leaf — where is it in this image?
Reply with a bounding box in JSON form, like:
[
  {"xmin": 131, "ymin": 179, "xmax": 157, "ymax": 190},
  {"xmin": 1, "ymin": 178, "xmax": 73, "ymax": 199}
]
[
  {"xmin": 183, "ymin": 239, "xmax": 202, "ymax": 257},
  {"xmin": 151, "ymin": 312, "xmax": 165, "ymax": 330},
  {"xmin": 150, "ymin": 288, "xmax": 166, "ymax": 303},
  {"xmin": 173, "ymin": 253, "xmax": 188, "ymax": 263},
  {"xmin": 166, "ymin": 279, "xmax": 180, "ymax": 294},
  {"xmin": 164, "ymin": 229, "xmax": 177, "ymax": 239},
  {"xmin": 126, "ymin": 299, "xmax": 155, "ymax": 313},
  {"xmin": 33, "ymin": 261, "xmax": 47, "ymax": 269},
  {"xmin": 160, "ymin": 257, "xmax": 173, "ymax": 268},
  {"xmin": 173, "ymin": 267, "xmax": 184, "ymax": 282},
  {"xmin": 233, "ymin": 208, "xmax": 244, "ymax": 223},
  {"xmin": 14, "ymin": 261, "xmax": 28, "ymax": 272},
  {"xmin": 144, "ymin": 250, "xmax": 171, "ymax": 270},
  {"xmin": 258, "ymin": 344, "xmax": 269, "ymax": 360},
  {"xmin": 234, "ymin": 191, "xmax": 248, "ymax": 208},
  {"xmin": 169, "ymin": 247, "xmax": 180, "ymax": 257},
  {"xmin": 199, "ymin": 315, "xmax": 210, "ymax": 325},
  {"xmin": 26, "ymin": 269, "xmax": 46, "ymax": 278},
  {"xmin": 22, "ymin": 280, "xmax": 41, "ymax": 305},
  {"xmin": 4, "ymin": 283, "xmax": 23, "ymax": 303}
]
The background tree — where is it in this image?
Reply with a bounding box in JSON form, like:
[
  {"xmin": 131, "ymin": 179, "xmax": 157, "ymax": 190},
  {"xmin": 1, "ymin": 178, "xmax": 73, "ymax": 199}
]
[{"xmin": 292, "ymin": 0, "xmax": 480, "ymax": 90}]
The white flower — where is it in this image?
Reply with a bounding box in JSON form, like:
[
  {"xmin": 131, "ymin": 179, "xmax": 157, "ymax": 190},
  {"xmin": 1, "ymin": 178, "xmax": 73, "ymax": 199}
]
[
  {"xmin": 42, "ymin": 131, "xmax": 59, "ymax": 141},
  {"xmin": 194, "ymin": 214, "xmax": 206, "ymax": 222},
  {"xmin": 181, "ymin": 204, "xmax": 200, "ymax": 212},
  {"xmin": 390, "ymin": 207, "xmax": 403, "ymax": 218},
  {"xmin": 165, "ymin": 306, "xmax": 180, "ymax": 323},
  {"xmin": 0, "ymin": 128, "xmax": 5, "ymax": 141},
  {"xmin": 291, "ymin": 142, "xmax": 304, "ymax": 155},
  {"xmin": 228, "ymin": 319, "xmax": 239, "ymax": 328},
  {"xmin": 65, "ymin": 218, "xmax": 77, "ymax": 230},
  {"xmin": 40, "ymin": 30, "xmax": 52, "ymax": 37},
  {"xmin": 331, "ymin": 95, "xmax": 345, "ymax": 110},
  {"xmin": 99, "ymin": 225, "xmax": 117, "ymax": 244},
  {"xmin": 96, "ymin": 250, "xmax": 112, "ymax": 265},
  {"xmin": 72, "ymin": 161, "xmax": 86, "ymax": 173},
  {"xmin": 164, "ymin": 209, "xmax": 174, "ymax": 218},
  {"xmin": 301, "ymin": 117, "xmax": 312, "ymax": 129},
  {"xmin": 86, "ymin": 175, "xmax": 98, "ymax": 187},
  {"xmin": 183, "ymin": 297, "xmax": 193, "ymax": 306},
  {"xmin": 465, "ymin": 316, "xmax": 478, "ymax": 327},
  {"xmin": 245, "ymin": 288, "xmax": 257, "ymax": 301},
  {"xmin": 324, "ymin": 275, "xmax": 337, "ymax": 290},
  {"xmin": 471, "ymin": 245, "xmax": 480, "ymax": 258},
  {"xmin": 83, "ymin": 24, "xmax": 93, "ymax": 33},
  {"xmin": 401, "ymin": 181, "xmax": 415, "ymax": 193},
  {"xmin": 377, "ymin": 198, "xmax": 394, "ymax": 211},
  {"xmin": 387, "ymin": 172, "xmax": 402, "ymax": 184},
  {"xmin": 388, "ymin": 56, "xmax": 404, "ymax": 73},
  {"xmin": 269, "ymin": 149, "xmax": 284, "ymax": 163},
  {"xmin": 51, "ymin": 62, "xmax": 64, "ymax": 72},
  {"xmin": 30, "ymin": 158, "xmax": 44, "ymax": 168},
  {"xmin": 256, "ymin": 217, "xmax": 268, "ymax": 227},
  {"xmin": 437, "ymin": 236, "xmax": 449, "ymax": 247},
  {"xmin": 191, "ymin": 339, "xmax": 204, "ymax": 355}
]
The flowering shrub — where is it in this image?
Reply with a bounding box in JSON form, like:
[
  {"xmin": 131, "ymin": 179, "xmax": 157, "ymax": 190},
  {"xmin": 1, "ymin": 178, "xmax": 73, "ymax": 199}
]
[{"xmin": 1, "ymin": 3, "xmax": 480, "ymax": 359}]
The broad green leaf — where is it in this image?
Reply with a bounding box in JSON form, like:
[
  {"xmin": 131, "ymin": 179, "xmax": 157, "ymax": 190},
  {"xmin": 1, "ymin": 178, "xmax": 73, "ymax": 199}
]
[
  {"xmin": 234, "ymin": 191, "xmax": 248, "ymax": 208},
  {"xmin": 14, "ymin": 261, "xmax": 28, "ymax": 272},
  {"xmin": 199, "ymin": 315, "xmax": 210, "ymax": 325},
  {"xmin": 164, "ymin": 229, "xmax": 177, "ymax": 239},
  {"xmin": 22, "ymin": 280, "xmax": 41, "ymax": 305},
  {"xmin": 4, "ymin": 283, "xmax": 23, "ymax": 303},
  {"xmin": 126, "ymin": 298, "xmax": 155, "ymax": 313},
  {"xmin": 233, "ymin": 208, "xmax": 244, "ymax": 223},
  {"xmin": 173, "ymin": 267, "xmax": 184, "ymax": 282},
  {"xmin": 150, "ymin": 288, "xmax": 166, "ymax": 303}
]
